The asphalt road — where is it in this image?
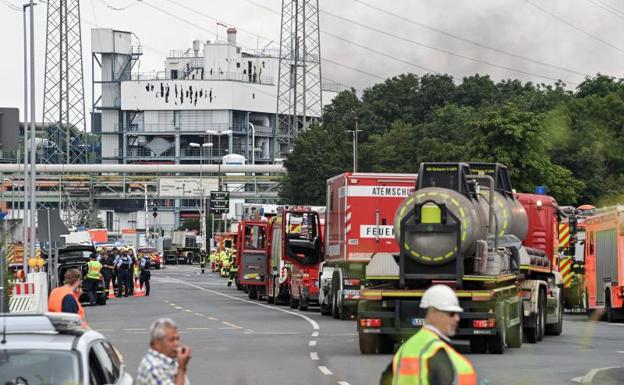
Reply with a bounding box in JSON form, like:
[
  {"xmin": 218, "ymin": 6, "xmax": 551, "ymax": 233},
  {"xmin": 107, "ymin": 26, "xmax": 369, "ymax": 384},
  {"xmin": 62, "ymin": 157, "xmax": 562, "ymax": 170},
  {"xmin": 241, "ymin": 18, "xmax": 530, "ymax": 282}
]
[{"xmin": 87, "ymin": 265, "xmax": 624, "ymax": 385}]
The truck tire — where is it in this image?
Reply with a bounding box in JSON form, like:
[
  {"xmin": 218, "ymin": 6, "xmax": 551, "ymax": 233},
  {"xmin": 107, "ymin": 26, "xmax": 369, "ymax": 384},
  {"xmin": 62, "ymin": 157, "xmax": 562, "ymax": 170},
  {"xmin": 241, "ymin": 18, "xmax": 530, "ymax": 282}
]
[
  {"xmin": 378, "ymin": 335, "xmax": 395, "ymax": 354},
  {"xmin": 506, "ymin": 303, "xmax": 522, "ymax": 348},
  {"xmin": 298, "ymin": 291, "xmax": 309, "ymax": 311},
  {"xmin": 289, "ymin": 290, "xmax": 299, "ymax": 309},
  {"xmin": 359, "ymin": 333, "xmax": 378, "ymax": 354},
  {"xmin": 469, "ymin": 337, "xmax": 487, "ymax": 354},
  {"xmin": 538, "ymin": 290, "xmax": 546, "ymax": 341},
  {"xmin": 487, "ymin": 331, "xmax": 505, "ymax": 354},
  {"xmin": 235, "ymin": 278, "xmax": 242, "ymax": 291},
  {"xmin": 546, "ymin": 290, "xmax": 563, "ymax": 335},
  {"xmin": 248, "ymin": 285, "xmax": 258, "ymax": 300}
]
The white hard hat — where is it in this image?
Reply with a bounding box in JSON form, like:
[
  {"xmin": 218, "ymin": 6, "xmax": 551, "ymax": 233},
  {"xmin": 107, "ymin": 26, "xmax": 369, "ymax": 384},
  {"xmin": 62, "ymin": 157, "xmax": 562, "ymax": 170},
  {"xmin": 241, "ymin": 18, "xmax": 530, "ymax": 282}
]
[{"xmin": 420, "ymin": 285, "xmax": 463, "ymax": 313}]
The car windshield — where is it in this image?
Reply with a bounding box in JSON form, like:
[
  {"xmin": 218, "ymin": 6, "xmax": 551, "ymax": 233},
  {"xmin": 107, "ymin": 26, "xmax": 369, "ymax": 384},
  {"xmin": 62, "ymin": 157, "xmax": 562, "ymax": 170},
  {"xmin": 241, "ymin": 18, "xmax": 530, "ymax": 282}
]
[
  {"xmin": 58, "ymin": 250, "xmax": 92, "ymax": 261},
  {"xmin": 0, "ymin": 349, "xmax": 80, "ymax": 385}
]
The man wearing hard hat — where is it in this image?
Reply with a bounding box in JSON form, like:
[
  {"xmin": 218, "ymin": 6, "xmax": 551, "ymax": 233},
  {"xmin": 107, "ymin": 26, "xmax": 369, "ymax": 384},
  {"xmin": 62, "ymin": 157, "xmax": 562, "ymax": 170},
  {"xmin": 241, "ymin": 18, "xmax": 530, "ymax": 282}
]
[{"xmin": 383, "ymin": 285, "xmax": 477, "ymax": 385}]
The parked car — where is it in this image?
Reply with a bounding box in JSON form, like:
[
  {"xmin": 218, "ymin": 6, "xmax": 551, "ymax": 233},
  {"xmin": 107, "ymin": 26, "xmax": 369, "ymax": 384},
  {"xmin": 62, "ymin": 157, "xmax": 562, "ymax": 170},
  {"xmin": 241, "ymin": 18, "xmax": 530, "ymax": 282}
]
[{"xmin": 1, "ymin": 312, "xmax": 133, "ymax": 385}]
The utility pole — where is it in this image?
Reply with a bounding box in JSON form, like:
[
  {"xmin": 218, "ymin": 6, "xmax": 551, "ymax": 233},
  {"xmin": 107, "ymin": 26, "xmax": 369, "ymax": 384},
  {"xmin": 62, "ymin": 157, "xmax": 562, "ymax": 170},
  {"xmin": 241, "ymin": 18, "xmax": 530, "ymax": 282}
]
[
  {"xmin": 29, "ymin": 0, "xmax": 37, "ymax": 266},
  {"xmin": 346, "ymin": 115, "xmax": 362, "ymax": 173}
]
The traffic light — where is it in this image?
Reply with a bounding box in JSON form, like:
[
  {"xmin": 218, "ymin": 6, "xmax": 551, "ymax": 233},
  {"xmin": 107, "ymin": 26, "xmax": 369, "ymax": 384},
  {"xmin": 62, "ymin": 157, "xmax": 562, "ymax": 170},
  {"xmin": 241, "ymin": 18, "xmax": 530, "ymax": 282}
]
[{"xmin": 152, "ymin": 205, "xmax": 158, "ymax": 218}]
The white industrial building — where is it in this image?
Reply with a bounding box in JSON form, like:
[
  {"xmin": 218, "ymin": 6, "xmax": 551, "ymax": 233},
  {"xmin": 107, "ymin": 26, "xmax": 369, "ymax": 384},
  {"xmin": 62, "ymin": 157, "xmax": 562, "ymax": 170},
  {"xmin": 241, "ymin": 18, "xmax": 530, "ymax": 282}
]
[{"xmin": 90, "ymin": 27, "xmax": 340, "ymax": 231}]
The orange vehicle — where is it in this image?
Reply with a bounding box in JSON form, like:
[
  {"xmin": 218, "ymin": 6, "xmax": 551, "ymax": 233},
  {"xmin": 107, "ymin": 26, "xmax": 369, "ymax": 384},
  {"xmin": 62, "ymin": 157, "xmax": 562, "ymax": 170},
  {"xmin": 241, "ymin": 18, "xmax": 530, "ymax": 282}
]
[{"xmin": 584, "ymin": 206, "xmax": 624, "ymax": 322}]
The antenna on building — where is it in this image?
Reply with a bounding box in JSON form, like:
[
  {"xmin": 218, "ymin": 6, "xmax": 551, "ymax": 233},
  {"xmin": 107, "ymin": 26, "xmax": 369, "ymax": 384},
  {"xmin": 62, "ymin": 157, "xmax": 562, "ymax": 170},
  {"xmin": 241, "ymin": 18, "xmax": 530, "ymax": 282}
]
[
  {"xmin": 42, "ymin": 0, "xmax": 88, "ymax": 164},
  {"xmin": 275, "ymin": 0, "xmax": 323, "ymax": 158}
]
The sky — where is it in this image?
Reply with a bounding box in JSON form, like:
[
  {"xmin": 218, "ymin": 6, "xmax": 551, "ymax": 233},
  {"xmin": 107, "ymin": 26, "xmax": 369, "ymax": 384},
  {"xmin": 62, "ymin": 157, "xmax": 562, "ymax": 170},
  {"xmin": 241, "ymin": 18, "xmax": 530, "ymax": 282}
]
[{"xmin": 1, "ymin": 0, "xmax": 623, "ymax": 127}]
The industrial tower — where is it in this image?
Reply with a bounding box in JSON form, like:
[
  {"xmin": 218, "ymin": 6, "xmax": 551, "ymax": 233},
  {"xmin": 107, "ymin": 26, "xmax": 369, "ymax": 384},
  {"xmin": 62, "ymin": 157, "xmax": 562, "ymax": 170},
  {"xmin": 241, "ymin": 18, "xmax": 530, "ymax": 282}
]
[
  {"xmin": 42, "ymin": 0, "xmax": 89, "ymax": 164},
  {"xmin": 275, "ymin": 0, "xmax": 323, "ymax": 157}
]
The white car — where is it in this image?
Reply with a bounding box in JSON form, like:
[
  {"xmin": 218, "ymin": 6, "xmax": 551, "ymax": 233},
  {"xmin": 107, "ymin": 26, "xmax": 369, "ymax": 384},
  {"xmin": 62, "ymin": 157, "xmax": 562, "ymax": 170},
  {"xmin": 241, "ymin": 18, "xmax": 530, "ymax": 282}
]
[{"xmin": 1, "ymin": 312, "xmax": 133, "ymax": 385}]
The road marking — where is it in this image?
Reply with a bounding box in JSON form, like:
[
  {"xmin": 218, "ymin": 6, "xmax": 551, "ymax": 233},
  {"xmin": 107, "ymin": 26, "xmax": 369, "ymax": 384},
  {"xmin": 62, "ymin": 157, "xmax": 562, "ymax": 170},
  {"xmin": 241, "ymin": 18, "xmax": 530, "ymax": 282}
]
[
  {"xmin": 194, "ymin": 313, "xmax": 203, "ymax": 316},
  {"xmin": 222, "ymin": 321, "xmax": 243, "ymax": 329},
  {"xmin": 318, "ymin": 366, "xmax": 333, "ymax": 375},
  {"xmin": 312, "ymin": 331, "xmax": 319, "ymax": 337},
  {"xmin": 123, "ymin": 328, "xmax": 148, "ymax": 331},
  {"xmin": 184, "ymin": 309, "xmax": 192, "ymax": 313},
  {"xmin": 616, "ymin": 351, "xmax": 624, "ymax": 353},
  {"xmin": 207, "ymin": 316, "xmax": 218, "ymax": 321},
  {"xmin": 174, "ymin": 306, "xmax": 183, "ymax": 310},
  {"xmin": 338, "ymin": 382, "xmax": 351, "ymax": 385},
  {"xmin": 570, "ymin": 377, "xmax": 582, "ymax": 384},
  {"xmin": 309, "ymin": 340, "xmax": 317, "ymax": 347},
  {"xmin": 310, "ymin": 352, "xmax": 319, "ymax": 360}
]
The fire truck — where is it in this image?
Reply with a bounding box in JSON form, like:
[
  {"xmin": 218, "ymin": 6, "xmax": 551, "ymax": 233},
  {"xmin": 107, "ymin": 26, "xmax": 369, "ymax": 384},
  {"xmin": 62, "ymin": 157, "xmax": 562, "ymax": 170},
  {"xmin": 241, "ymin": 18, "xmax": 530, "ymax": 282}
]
[
  {"xmin": 319, "ymin": 173, "xmax": 417, "ymax": 319},
  {"xmin": 559, "ymin": 205, "xmax": 593, "ymax": 310},
  {"xmin": 265, "ymin": 208, "xmax": 323, "ymax": 306},
  {"xmin": 236, "ymin": 220, "xmax": 269, "ymax": 299},
  {"xmin": 357, "ymin": 162, "xmax": 564, "ymax": 354},
  {"xmin": 584, "ymin": 206, "xmax": 624, "ymax": 322}
]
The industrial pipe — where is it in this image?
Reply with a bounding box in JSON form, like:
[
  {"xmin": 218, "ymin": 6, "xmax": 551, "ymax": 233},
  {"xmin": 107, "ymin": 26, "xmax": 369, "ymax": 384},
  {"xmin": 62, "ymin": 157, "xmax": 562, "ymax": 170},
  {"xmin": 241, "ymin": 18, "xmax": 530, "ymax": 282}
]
[{"xmin": 0, "ymin": 163, "xmax": 286, "ymax": 174}]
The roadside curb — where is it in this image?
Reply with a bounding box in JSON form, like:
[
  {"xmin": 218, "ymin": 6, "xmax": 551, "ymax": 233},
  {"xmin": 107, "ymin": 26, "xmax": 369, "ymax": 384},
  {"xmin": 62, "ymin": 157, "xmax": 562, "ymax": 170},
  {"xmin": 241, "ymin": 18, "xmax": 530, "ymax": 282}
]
[{"xmin": 572, "ymin": 366, "xmax": 624, "ymax": 384}]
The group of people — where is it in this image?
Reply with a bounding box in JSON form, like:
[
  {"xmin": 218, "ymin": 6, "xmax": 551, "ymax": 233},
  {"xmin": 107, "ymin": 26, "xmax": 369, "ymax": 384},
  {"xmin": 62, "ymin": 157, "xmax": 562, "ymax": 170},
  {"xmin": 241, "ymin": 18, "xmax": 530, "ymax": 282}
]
[{"xmin": 96, "ymin": 247, "xmax": 152, "ymax": 297}]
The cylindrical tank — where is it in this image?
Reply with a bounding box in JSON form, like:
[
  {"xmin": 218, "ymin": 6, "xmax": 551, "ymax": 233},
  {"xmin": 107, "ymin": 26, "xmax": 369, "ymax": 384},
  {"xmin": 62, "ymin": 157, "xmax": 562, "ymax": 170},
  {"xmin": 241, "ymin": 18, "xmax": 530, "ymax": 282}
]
[
  {"xmin": 394, "ymin": 187, "xmax": 488, "ymax": 266},
  {"xmin": 477, "ymin": 190, "xmax": 528, "ymax": 241}
]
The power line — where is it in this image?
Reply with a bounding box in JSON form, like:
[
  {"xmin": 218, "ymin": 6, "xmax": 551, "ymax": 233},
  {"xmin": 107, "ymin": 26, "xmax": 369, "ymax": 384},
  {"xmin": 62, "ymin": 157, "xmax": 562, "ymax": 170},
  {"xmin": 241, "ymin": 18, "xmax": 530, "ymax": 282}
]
[
  {"xmin": 98, "ymin": 0, "xmax": 138, "ymax": 11},
  {"xmin": 0, "ymin": 0, "xmax": 21, "ymax": 11},
  {"xmin": 525, "ymin": 0, "xmax": 624, "ymax": 55},
  {"xmin": 352, "ymin": 0, "xmax": 587, "ymax": 77},
  {"xmin": 585, "ymin": 0, "xmax": 624, "ymax": 19},
  {"xmin": 321, "ymin": 8, "xmax": 578, "ymax": 84}
]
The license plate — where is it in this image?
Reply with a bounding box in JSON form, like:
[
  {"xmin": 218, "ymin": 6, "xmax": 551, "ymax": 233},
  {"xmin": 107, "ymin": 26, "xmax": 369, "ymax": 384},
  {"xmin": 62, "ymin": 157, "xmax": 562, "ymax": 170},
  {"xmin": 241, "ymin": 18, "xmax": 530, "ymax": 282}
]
[
  {"xmin": 343, "ymin": 289, "xmax": 360, "ymax": 299},
  {"xmin": 411, "ymin": 318, "xmax": 425, "ymax": 326}
]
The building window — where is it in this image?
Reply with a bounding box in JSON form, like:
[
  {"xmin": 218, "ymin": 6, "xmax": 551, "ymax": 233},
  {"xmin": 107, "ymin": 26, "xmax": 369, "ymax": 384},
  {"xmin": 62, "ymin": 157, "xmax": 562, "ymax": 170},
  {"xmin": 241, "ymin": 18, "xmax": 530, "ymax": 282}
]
[
  {"xmin": 171, "ymin": 69, "xmax": 178, "ymax": 79},
  {"xmin": 236, "ymin": 62, "xmax": 241, "ymax": 68}
]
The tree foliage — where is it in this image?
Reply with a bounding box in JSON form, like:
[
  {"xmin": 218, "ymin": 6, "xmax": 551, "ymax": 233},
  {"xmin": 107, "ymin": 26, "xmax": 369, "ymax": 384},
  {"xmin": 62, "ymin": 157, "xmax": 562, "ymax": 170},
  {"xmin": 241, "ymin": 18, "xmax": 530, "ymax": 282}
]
[{"xmin": 281, "ymin": 73, "xmax": 624, "ymax": 206}]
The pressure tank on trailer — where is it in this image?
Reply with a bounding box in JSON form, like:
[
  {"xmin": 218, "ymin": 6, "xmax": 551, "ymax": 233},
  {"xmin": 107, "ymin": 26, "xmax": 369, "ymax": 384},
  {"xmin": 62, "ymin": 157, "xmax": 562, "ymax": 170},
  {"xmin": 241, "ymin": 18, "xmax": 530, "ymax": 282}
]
[
  {"xmin": 394, "ymin": 187, "xmax": 488, "ymax": 265},
  {"xmin": 477, "ymin": 190, "xmax": 528, "ymax": 241}
]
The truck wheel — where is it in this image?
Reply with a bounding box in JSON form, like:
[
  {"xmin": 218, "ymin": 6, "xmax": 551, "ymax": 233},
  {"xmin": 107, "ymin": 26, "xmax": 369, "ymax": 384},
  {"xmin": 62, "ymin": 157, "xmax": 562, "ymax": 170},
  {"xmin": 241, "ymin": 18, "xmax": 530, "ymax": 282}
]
[
  {"xmin": 289, "ymin": 291, "xmax": 299, "ymax": 309},
  {"xmin": 298, "ymin": 291, "xmax": 309, "ymax": 311},
  {"xmin": 242, "ymin": 285, "xmax": 249, "ymax": 294},
  {"xmin": 378, "ymin": 334, "xmax": 395, "ymax": 354},
  {"xmin": 538, "ymin": 290, "xmax": 546, "ymax": 341},
  {"xmin": 487, "ymin": 331, "xmax": 505, "ymax": 354},
  {"xmin": 235, "ymin": 278, "xmax": 242, "ymax": 291},
  {"xmin": 359, "ymin": 333, "xmax": 378, "ymax": 354},
  {"xmin": 248, "ymin": 286, "xmax": 258, "ymax": 300},
  {"xmin": 469, "ymin": 337, "xmax": 487, "ymax": 354},
  {"xmin": 546, "ymin": 290, "xmax": 563, "ymax": 335}
]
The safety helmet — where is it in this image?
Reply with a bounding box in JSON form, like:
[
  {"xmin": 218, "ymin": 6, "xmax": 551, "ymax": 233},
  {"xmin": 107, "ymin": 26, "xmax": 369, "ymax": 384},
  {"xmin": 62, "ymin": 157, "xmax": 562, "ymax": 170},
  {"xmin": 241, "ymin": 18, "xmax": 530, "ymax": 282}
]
[{"xmin": 420, "ymin": 285, "xmax": 463, "ymax": 313}]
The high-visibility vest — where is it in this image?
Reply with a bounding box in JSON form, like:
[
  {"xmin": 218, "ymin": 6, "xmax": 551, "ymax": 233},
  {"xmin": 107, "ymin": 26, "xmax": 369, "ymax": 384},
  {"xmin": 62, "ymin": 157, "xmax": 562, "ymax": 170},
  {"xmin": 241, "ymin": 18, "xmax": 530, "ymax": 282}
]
[
  {"xmin": 392, "ymin": 327, "xmax": 477, "ymax": 385},
  {"xmin": 48, "ymin": 286, "xmax": 87, "ymax": 328},
  {"xmin": 86, "ymin": 261, "xmax": 102, "ymax": 280}
]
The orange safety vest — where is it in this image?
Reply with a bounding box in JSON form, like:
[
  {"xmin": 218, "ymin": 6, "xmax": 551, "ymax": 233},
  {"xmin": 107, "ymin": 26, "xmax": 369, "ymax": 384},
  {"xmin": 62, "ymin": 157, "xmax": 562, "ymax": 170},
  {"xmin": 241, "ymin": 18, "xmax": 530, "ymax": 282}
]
[
  {"xmin": 48, "ymin": 286, "xmax": 88, "ymax": 328},
  {"xmin": 392, "ymin": 327, "xmax": 477, "ymax": 385}
]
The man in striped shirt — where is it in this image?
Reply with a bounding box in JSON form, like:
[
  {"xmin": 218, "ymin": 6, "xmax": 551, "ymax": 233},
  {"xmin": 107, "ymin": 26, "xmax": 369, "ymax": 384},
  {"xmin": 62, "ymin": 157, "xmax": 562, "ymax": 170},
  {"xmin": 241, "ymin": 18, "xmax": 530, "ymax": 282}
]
[{"xmin": 137, "ymin": 318, "xmax": 192, "ymax": 385}]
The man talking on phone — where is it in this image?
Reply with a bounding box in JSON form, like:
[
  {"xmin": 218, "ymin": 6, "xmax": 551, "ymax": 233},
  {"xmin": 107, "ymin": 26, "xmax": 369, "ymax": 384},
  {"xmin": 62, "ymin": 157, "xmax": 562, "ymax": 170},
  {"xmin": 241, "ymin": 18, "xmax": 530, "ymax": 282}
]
[{"xmin": 138, "ymin": 318, "xmax": 192, "ymax": 385}]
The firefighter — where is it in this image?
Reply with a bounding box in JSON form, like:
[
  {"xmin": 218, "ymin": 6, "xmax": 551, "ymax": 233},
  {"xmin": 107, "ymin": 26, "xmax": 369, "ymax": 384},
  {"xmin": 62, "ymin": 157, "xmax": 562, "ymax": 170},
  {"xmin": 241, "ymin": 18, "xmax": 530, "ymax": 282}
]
[
  {"xmin": 227, "ymin": 250, "xmax": 238, "ymax": 287},
  {"xmin": 199, "ymin": 251, "xmax": 207, "ymax": 274},
  {"xmin": 381, "ymin": 285, "xmax": 477, "ymax": 385}
]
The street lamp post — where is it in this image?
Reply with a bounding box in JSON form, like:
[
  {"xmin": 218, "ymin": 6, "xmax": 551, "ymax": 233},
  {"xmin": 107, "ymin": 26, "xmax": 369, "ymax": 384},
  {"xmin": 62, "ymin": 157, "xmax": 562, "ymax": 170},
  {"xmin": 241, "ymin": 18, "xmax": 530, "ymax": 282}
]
[
  {"xmin": 346, "ymin": 115, "xmax": 362, "ymax": 173},
  {"xmin": 189, "ymin": 142, "xmax": 213, "ymax": 251}
]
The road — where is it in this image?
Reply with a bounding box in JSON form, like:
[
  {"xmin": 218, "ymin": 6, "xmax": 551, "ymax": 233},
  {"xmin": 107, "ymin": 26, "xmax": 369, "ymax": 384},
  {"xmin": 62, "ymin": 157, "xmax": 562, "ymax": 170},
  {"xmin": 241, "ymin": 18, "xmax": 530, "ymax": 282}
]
[{"xmin": 87, "ymin": 265, "xmax": 624, "ymax": 385}]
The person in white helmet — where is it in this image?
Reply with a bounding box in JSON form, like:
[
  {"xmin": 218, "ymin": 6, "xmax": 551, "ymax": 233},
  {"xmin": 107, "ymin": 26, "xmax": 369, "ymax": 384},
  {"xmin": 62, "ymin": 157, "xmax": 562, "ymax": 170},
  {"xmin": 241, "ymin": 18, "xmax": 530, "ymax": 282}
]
[{"xmin": 380, "ymin": 284, "xmax": 477, "ymax": 385}]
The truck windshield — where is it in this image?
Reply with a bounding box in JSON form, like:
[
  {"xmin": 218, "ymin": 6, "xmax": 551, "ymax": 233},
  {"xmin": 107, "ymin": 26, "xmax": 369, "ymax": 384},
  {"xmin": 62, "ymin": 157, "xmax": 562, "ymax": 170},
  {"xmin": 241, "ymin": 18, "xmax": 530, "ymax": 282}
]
[
  {"xmin": 245, "ymin": 225, "xmax": 267, "ymax": 250},
  {"xmin": 284, "ymin": 212, "xmax": 321, "ymax": 266},
  {"xmin": 0, "ymin": 349, "xmax": 80, "ymax": 385}
]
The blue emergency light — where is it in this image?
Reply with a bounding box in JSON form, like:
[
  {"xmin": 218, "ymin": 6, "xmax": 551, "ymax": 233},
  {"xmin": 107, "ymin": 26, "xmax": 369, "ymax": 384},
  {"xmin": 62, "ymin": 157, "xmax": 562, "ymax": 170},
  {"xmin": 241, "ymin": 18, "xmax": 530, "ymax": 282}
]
[{"xmin": 535, "ymin": 186, "xmax": 548, "ymax": 195}]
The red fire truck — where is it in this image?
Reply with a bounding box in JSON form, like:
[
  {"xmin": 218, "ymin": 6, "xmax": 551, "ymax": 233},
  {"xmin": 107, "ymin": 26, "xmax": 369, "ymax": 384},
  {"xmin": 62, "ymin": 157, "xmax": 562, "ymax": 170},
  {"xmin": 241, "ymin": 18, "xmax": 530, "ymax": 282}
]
[
  {"xmin": 265, "ymin": 208, "xmax": 323, "ymax": 306},
  {"xmin": 584, "ymin": 206, "xmax": 624, "ymax": 322},
  {"xmin": 236, "ymin": 220, "xmax": 269, "ymax": 299},
  {"xmin": 319, "ymin": 173, "xmax": 417, "ymax": 319}
]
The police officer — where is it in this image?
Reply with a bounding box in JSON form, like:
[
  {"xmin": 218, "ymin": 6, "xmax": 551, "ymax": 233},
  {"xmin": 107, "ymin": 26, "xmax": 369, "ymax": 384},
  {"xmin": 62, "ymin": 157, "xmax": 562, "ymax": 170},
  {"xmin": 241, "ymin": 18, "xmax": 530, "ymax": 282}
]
[
  {"xmin": 115, "ymin": 249, "xmax": 133, "ymax": 297},
  {"xmin": 99, "ymin": 249, "xmax": 115, "ymax": 297},
  {"xmin": 128, "ymin": 248, "xmax": 137, "ymax": 296},
  {"xmin": 381, "ymin": 285, "xmax": 477, "ymax": 385},
  {"xmin": 85, "ymin": 253, "xmax": 103, "ymax": 306},
  {"xmin": 139, "ymin": 252, "xmax": 152, "ymax": 296}
]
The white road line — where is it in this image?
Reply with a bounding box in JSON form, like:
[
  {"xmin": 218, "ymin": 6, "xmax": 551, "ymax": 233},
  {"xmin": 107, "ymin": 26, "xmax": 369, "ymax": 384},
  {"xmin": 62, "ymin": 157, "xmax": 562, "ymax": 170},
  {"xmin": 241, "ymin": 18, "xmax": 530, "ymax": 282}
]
[
  {"xmin": 184, "ymin": 309, "xmax": 192, "ymax": 313},
  {"xmin": 194, "ymin": 313, "xmax": 202, "ymax": 316},
  {"xmin": 338, "ymin": 382, "xmax": 351, "ymax": 385},
  {"xmin": 312, "ymin": 331, "xmax": 319, "ymax": 337},
  {"xmin": 616, "ymin": 351, "xmax": 624, "ymax": 353},
  {"xmin": 222, "ymin": 321, "xmax": 244, "ymax": 329},
  {"xmin": 172, "ymin": 280, "xmax": 320, "ymax": 330},
  {"xmin": 207, "ymin": 316, "xmax": 218, "ymax": 321},
  {"xmin": 570, "ymin": 377, "xmax": 582, "ymax": 384},
  {"xmin": 174, "ymin": 306, "xmax": 183, "ymax": 310},
  {"xmin": 318, "ymin": 366, "xmax": 333, "ymax": 375},
  {"xmin": 310, "ymin": 352, "xmax": 320, "ymax": 361},
  {"xmin": 309, "ymin": 340, "xmax": 317, "ymax": 347}
]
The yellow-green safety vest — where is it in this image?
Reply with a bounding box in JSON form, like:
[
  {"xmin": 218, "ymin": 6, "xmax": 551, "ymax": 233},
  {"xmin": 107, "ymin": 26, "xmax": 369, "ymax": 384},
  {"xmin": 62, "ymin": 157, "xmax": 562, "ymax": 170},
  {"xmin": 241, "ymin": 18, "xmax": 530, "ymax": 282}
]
[
  {"xmin": 392, "ymin": 327, "xmax": 477, "ymax": 385},
  {"xmin": 86, "ymin": 260, "xmax": 102, "ymax": 280}
]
